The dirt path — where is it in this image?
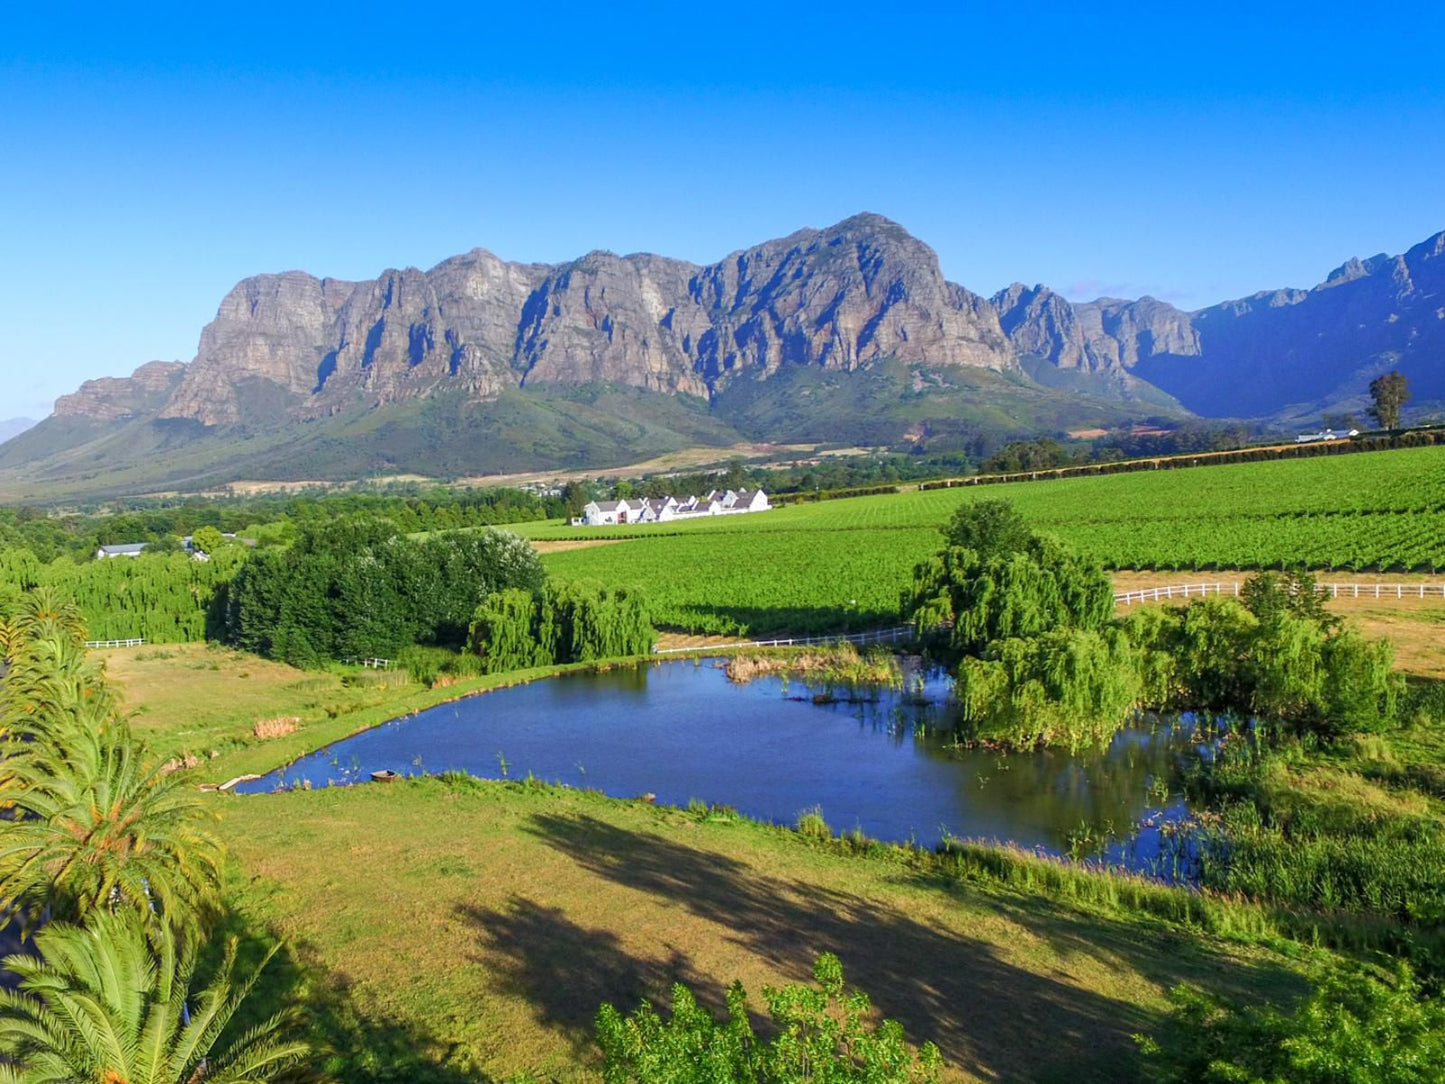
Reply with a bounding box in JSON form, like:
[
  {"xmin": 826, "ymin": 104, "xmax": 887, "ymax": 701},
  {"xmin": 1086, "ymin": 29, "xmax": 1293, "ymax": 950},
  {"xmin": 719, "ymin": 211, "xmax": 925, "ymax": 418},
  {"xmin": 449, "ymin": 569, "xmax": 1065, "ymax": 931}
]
[{"xmin": 529, "ymin": 538, "xmax": 634, "ymax": 554}]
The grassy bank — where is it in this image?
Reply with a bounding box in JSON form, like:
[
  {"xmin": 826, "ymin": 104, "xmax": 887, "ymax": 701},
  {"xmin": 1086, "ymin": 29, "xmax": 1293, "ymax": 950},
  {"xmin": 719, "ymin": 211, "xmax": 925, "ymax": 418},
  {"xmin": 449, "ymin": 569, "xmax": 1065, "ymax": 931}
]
[
  {"xmin": 218, "ymin": 776, "xmax": 1320, "ymax": 1083},
  {"xmin": 104, "ymin": 642, "xmax": 649, "ymax": 783}
]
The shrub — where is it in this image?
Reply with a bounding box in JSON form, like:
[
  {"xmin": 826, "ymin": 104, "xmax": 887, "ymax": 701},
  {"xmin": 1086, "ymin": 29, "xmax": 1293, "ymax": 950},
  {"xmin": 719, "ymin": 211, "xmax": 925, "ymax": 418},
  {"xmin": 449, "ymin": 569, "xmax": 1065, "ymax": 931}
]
[
  {"xmin": 1139, "ymin": 963, "xmax": 1445, "ymax": 1084},
  {"xmin": 595, "ymin": 953, "xmax": 942, "ymax": 1083}
]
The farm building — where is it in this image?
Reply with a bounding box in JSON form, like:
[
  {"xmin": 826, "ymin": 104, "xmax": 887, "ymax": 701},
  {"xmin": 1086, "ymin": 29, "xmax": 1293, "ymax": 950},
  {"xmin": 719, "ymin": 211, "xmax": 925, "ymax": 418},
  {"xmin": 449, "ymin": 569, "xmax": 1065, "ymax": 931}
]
[
  {"xmin": 1295, "ymin": 428, "xmax": 1359, "ymax": 443},
  {"xmin": 96, "ymin": 543, "xmax": 150, "ymax": 559},
  {"xmin": 579, "ymin": 489, "xmax": 770, "ymax": 527}
]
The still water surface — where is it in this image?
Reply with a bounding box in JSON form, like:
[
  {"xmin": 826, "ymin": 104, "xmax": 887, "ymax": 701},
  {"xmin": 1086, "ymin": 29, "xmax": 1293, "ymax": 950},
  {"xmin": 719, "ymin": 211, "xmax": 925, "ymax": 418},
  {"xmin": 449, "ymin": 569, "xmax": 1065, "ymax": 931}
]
[{"xmin": 239, "ymin": 660, "xmax": 1202, "ymax": 873}]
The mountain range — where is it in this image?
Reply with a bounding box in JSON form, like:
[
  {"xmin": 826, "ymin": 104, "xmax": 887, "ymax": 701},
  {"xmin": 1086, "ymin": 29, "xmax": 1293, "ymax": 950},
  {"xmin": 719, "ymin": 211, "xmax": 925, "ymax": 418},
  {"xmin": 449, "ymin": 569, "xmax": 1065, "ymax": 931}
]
[{"xmin": 2, "ymin": 214, "xmax": 1442, "ymax": 499}]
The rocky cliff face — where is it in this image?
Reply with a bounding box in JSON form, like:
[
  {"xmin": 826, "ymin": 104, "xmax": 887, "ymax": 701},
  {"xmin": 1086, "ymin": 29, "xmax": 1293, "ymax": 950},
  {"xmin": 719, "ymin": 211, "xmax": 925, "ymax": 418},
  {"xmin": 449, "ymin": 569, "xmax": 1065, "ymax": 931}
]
[
  {"xmin": 686, "ymin": 214, "xmax": 1011, "ymax": 384},
  {"xmin": 62, "ymin": 215, "xmax": 1017, "ymax": 430},
  {"xmin": 995, "ymin": 228, "xmax": 1445, "ymax": 418},
  {"xmin": 42, "ymin": 218, "xmax": 1445, "ymax": 435},
  {"xmin": 54, "ymin": 361, "xmax": 187, "ymax": 421}
]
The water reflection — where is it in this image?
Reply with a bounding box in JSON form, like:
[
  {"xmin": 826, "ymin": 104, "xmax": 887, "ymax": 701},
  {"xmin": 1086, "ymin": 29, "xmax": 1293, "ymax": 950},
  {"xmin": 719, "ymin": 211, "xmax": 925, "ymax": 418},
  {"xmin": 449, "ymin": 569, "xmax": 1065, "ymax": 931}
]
[{"xmin": 239, "ymin": 659, "xmax": 1207, "ymax": 875}]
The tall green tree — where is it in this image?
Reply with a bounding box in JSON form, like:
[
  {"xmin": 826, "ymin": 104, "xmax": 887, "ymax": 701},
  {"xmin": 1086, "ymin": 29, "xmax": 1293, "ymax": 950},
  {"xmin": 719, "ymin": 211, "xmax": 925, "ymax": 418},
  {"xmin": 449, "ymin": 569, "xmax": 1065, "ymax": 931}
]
[
  {"xmin": 1368, "ymin": 369, "xmax": 1411, "ymax": 430},
  {"xmin": 0, "ymin": 910, "xmax": 314, "ymax": 1084},
  {"xmin": 0, "ymin": 588, "xmax": 223, "ymax": 935},
  {"xmin": 0, "ymin": 700, "xmax": 224, "ymax": 935}
]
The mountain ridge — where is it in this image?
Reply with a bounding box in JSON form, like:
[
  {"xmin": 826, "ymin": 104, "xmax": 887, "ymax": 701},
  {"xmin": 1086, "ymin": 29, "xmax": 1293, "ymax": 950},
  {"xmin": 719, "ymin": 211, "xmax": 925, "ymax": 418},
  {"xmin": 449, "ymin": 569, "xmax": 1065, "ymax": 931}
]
[{"xmin": 6, "ymin": 215, "xmax": 1444, "ymax": 498}]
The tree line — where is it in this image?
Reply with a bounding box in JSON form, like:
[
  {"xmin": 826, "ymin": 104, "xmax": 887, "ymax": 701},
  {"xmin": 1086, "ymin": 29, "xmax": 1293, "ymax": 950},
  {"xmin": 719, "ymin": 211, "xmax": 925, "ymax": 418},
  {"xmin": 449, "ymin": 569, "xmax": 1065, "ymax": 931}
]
[
  {"xmin": 220, "ymin": 518, "xmax": 547, "ymax": 666},
  {"xmin": 0, "ymin": 485, "xmax": 560, "ymax": 563},
  {"xmin": 904, "ymin": 501, "xmax": 1400, "ymax": 750}
]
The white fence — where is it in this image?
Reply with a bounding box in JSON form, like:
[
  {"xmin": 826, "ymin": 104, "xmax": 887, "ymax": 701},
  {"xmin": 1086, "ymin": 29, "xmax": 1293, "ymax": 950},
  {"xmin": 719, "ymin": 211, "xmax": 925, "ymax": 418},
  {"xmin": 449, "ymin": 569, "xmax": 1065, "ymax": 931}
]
[
  {"xmin": 655, "ymin": 625, "xmax": 915, "ymax": 655},
  {"xmin": 1115, "ymin": 582, "xmax": 1445, "ymax": 606},
  {"xmin": 341, "ymin": 656, "xmax": 395, "ymax": 669},
  {"xmin": 83, "ymin": 638, "xmax": 146, "ymax": 648}
]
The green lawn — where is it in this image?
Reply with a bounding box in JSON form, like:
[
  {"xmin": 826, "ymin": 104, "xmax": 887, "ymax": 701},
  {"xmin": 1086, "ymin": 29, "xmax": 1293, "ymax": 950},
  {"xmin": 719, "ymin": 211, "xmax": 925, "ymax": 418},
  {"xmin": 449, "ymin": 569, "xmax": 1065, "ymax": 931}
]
[
  {"xmin": 219, "ymin": 778, "xmax": 1320, "ymax": 1083},
  {"xmin": 105, "ymin": 642, "xmax": 618, "ymax": 783}
]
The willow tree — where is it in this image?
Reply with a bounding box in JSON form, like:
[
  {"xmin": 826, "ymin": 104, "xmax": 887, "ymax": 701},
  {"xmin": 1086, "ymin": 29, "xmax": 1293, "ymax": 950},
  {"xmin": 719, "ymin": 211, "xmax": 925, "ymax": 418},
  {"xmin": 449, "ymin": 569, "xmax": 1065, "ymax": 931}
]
[
  {"xmin": 469, "ymin": 581, "xmax": 655, "ymax": 673},
  {"xmin": 953, "ymin": 627, "xmax": 1143, "ymax": 749},
  {"xmin": 903, "ymin": 517, "xmax": 1113, "ymax": 660}
]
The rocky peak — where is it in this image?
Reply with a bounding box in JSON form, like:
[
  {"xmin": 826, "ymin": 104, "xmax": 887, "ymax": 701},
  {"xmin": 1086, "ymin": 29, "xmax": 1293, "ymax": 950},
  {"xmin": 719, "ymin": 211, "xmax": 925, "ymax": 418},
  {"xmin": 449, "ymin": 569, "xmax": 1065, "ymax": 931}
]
[
  {"xmin": 684, "ymin": 215, "xmax": 1012, "ymax": 383},
  {"xmin": 142, "ymin": 214, "xmax": 1017, "ymax": 428},
  {"xmin": 1321, "ymin": 253, "xmax": 1394, "ymax": 289},
  {"xmin": 54, "ymin": 360, "xmax": 187, "ymax": 421}
]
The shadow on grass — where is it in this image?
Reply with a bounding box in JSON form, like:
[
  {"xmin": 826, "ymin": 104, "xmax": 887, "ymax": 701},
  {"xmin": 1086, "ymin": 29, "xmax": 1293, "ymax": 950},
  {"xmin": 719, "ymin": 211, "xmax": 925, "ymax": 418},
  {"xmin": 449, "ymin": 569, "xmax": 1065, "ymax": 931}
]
[
  {"xmin": 475, "ymin": 811, "xmax": 1309, "ymax": 1084},
  {"xmin": 215, "ymin": 906, "xmax": 493, "ymax": 1084},
  {"xmin": 457, "ymin": 896, "xmax": 719, "ymax": 1059}
]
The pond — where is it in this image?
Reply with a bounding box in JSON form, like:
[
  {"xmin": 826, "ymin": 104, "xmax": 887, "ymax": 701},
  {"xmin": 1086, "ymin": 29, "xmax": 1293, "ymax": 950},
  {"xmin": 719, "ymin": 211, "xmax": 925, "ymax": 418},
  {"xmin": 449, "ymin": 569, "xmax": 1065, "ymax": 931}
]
[{"xmin": 238, "ymin": 659, "xmax": 1207, "ymax": 875}]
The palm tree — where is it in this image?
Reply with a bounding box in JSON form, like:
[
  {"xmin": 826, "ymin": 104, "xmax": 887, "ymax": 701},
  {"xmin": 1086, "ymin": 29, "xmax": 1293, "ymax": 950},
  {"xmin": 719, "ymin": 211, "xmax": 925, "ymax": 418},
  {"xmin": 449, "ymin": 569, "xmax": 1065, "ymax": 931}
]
[
  {"xmin": 0, "ymin": 909, "xmax": 316, "ymax": 1083},
  {"xmin": 0, "ymin": 698, "xmax": 224, "ymax": 936},
  {"xmin": 0, "ymin": 631, "xmax": 117, "ymax": 737}
]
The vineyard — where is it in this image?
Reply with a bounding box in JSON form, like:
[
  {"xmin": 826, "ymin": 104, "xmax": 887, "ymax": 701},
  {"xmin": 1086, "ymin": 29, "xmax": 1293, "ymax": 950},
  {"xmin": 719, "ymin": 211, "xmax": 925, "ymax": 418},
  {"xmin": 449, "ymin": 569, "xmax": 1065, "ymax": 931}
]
[
  {"xmin": 5, "ymin": 444, "xmax": 1445, "ymax": 641},
  {"xmin": 540, "ymin": 445, "xmax": 1445, "ymax": 634}
]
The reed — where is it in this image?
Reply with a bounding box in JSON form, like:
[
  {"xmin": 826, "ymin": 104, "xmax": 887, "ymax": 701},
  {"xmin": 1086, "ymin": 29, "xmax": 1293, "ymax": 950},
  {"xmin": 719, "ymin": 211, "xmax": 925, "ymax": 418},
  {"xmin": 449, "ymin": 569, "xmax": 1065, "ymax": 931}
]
[
  {"xmin": 724, "ymin": 643, "xmax": 901, "ymax": 687},
  {"xmin": 251, "ymin": 715, "xmax": 300, "ymax": 740}
]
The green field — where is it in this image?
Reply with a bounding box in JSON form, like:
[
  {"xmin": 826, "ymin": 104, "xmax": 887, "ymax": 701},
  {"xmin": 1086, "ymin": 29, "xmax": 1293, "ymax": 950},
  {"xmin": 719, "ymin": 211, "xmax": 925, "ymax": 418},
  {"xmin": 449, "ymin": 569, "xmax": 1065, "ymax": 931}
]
[
  {"xmin": 221, "ymin": 777, "xmax": 1316, "ymax": 1084},
  {"xmin": 531, "ymin": 446, "xmax": 1445, "ymax": 634}
]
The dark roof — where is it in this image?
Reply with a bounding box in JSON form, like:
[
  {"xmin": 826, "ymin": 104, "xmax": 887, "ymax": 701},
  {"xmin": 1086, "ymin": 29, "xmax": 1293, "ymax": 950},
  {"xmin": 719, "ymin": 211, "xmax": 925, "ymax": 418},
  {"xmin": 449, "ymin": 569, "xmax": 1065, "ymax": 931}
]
[{"xmin": 98, "ymin": 543, "xmax": 149, "ymax": 556}]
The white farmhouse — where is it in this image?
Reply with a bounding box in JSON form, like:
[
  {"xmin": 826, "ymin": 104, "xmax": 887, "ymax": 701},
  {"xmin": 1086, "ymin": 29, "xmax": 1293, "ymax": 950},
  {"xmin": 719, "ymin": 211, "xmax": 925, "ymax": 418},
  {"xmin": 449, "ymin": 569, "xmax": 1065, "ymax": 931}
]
[
  {"xmin": 581, "ymin": 499, "xmax": 637, "ymax": 526},
  {"xmin": 581, "ymin": 489, "xmax": 770, "ymax": 526}
]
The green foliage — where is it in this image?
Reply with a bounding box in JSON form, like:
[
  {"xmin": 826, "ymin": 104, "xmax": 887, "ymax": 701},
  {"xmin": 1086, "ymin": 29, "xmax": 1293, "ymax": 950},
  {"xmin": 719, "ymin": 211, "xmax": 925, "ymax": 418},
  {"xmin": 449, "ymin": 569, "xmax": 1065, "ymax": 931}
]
[
  {"xmin": 191, "ymin": 523, "xmax": 227, "ymax": 554},
  {"xmin": 954, "ymin": 627, "xmax": 1143, "ymax": 749},
  {"xmin": 0, "ymin": 545, "xmax": 246, "ymax": 643},
  {"xmin": 0, "ymin": 590, "xmax": 224, "ymax": 935},
  {"xmin": 1369, "ymin": 369, "xmax": 1412, "ymax": 431},
  {"xmin": 938, "ymin": 499, "xmax": 1034, "ymax": 561},
  {"xmin": 1240, "ymin": 568, "xmax": 1336, "ymax": 629},
  {"xmin": 224, "ymin": 519, "xmax": 545, "ymax": 666},
  {"xmin": 0, "ymin": 910, "xmax": 314, "ymax": 1084},
  {"xmin": 595, "ymin": 952, "xmax": 942, "ymax": 1084},
  {"xmin": 1185, "ymin": 747, "xmax": 1445, "ymax": 922},
  {"xmin": 1126, "ymin": 594, "xmax": 1401, "ymax": 737},
  {"xmin": 904, "ymin": 536, "xmax": 1114, "ymax": 659},
  {"xmin": 469, "ymin": 581, "xmax": 655, "ymax": 672},
  {"xmin": 1140, "ymin": 963, "xmax": 1445, "ymax": 1084}
]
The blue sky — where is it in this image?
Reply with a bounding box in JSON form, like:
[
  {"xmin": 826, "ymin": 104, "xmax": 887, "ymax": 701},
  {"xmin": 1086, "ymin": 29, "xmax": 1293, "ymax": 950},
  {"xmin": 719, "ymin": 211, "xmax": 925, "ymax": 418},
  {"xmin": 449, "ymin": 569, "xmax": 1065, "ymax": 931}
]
[{"xmin": 3, "ymin": 1, "xmax": 1443, "ymax": 418}]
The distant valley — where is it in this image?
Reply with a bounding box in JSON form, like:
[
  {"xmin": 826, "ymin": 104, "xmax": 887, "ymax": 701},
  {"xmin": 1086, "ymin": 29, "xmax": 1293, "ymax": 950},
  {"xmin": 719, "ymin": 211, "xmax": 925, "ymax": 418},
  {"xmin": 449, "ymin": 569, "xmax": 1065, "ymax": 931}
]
[{"xmin": 2, "ymin": 214, "xmax": 1442, "ymax": 499}]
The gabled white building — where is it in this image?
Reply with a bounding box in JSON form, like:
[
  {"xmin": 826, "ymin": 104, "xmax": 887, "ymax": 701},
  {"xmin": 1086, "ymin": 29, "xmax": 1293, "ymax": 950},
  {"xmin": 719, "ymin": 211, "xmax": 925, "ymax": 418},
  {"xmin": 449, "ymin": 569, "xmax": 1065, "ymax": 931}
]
[
  {"xmin": 580, "ymin": 490, "xmax": 769, "ymax": 526},
  {"xmin": 581, "ymin": 499, "xmax": 637, "ymax": 526}
]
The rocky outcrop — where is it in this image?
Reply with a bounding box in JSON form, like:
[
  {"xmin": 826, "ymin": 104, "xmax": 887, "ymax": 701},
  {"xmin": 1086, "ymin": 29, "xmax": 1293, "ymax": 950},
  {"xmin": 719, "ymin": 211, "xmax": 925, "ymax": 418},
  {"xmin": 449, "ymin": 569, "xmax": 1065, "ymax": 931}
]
[
  {"xmin": 39, "ymin": 218, "xmax": 1445, "ymax": 441},
  {"xmin": 146, "ymin": 214, "xmax": 1017, "ymax": 429},
  {"xmin": 54, "ymin": 361, "xmax": 187, "ymax": 421},
  {"xmin": 686, "ymin": 214, "xmax": 1012, "ymax": 384},
  {"xmin": 996, "ymin": 228, "xmax": 1445, "ymax": 418}
]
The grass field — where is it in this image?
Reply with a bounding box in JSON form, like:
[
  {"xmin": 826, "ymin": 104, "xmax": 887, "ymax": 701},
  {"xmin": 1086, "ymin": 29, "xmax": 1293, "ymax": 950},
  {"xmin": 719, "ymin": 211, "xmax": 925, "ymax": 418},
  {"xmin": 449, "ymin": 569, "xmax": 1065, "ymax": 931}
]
[
  {"xmin": 218, "ymin": 777, "xmax": 1318, "ymax": 1084},
  {"xmin": 527, "ymin": 445, "xmax": 1445, "ymax": 634},
  {"xmin": 94, "ymin": 582, "xmax": 1443, "ymax": 1081},
  {"xmin": 103, "ymin": 643, "xmax": 618, "ymax": 783}
]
